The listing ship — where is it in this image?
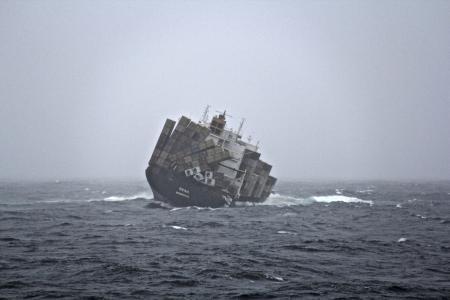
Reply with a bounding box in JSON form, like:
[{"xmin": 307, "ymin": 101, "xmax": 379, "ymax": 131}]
[{"xmin": 145, "ymin": 107, "xmax": 277, "ymax": 207}]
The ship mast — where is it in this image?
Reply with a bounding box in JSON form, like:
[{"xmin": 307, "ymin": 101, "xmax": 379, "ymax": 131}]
[
  {"xmin": 216, "ymin": 110, "xmax": 232, "ymax": 119},
  {"xmin": 237, "ymin": 118, "xmax": 245, "ymax": 137},
  {"xmin": 200, "ymin": 105, "xmax": 210, "ymax": 124}
]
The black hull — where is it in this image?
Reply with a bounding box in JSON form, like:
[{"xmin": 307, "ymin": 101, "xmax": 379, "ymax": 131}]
[
  {"xmin": 146, "ymin": 165, "xmax": 231, "ymax": 208},
  {"xmin": 146, "ymin": 165, "xmax": 268, "ymax": 208}
]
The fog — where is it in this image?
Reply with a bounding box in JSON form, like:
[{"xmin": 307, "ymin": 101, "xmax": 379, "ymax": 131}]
[{"xmin": 1, "ymin": 0, "xmax": 449, "ymax": 180}]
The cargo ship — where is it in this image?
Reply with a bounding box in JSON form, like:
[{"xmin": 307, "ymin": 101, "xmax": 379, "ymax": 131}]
[{"xmin": 145, "ymin": 107, "xmax": 277, "ymax": 207}]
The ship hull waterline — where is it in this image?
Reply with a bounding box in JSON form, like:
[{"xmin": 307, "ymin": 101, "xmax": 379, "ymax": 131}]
[{"xmin": 145, "ymin": 166, "xmax": 265, "ymax": 208}]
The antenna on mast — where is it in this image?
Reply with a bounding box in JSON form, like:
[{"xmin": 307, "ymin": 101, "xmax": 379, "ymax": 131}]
[
  {"xmin": 216, "ymin": 110, "xmax": 232, "ymax": 118},
  {"xmin": 201, "ymin": 105, "xmax": 210, "ymax": 123},
  {"xmin": 237, "ymin": 118, "xmax": 245, "ymax": 137}
]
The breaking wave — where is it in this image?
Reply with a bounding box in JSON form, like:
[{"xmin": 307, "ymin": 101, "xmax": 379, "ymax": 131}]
[
  {"xmin": 169, "ymin": 206, "xmax": 219, "ymax": 211},
  {"xmin": 312, "ymin": 195, "xmax": 373, "ymax": 205},
  {"xmin": 38, "ymin": 192, "xmax": 153, "ymax": 204},
  {"xmin": 259, "ymin": 193, "xmax": 373, "ymax": 207},
  {"xmin": 101, "ymin": 192, "xmax": 153, "ymax": 202}
]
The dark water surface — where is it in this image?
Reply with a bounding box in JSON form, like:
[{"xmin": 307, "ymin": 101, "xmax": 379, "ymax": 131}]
[{"xmin": 1, "ymin": 180, "xmax": 449, "ymax": 299}]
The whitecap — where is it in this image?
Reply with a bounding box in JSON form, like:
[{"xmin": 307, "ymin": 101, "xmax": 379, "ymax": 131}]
[
  {"xmin": 38, "ymin": 199, "xmax": 80, "ymax": 204},
  {"xmin": 335, "ymin": 189, "xmax": 343, "ymax": 195},
  {"xmin": 101, "ymin": 196, "xmax": 126, "ymax": 201},
  {"xmin": 277, "ymin": 230, "xmax": 297, "ymax": 235},
  {"xmin": 397, "ymin": 237, "xmax": 407, "ymax": 243},
  {"xmin": 170, "ymin": 225, "xmax": 187, "ymax": 230},
  {"xmin": 42, "ymin": 195, "xmax": 152, "ymax": 204},
  {"xmin": 260, "ymin": 193, "xmax": 314, "ymax": 207},
  {"xmin": 312, "ymin": 195, "xmax": 373, "ymax": 206},
  {"xmin": 101, "ymin": 192, "xmax": 153, "ymax": 202},
  {"xmin": 260, "ymin": 193, "xmax": 373, "ymax": 207},
  {"xmin": 396, "ymin": 204, "xmax": 402, "ymax": 208},
  {"xmin": 357, "ymin": 189, "xmax": 374, "ymax": 194},
  {"xmin": 191, "ymin": 206, "xmax": 219, "ymax": 210},
  {"xmin": 170, "ymin": 207, "xmax": 184, "ymax": 211},
  {"xmin": 192, "ymin": 206, "xmax": 210, "ymax": 210},
  {"xmin": 264, "ymin": 273, "xmax": 284, "ymax": 281},
  {"xmin": 234, "ymin": 201, "xmax": 257, "ymax": 207}
]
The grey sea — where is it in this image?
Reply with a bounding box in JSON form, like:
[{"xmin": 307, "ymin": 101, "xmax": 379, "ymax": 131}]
[{"xmin": 1, "ymin": 180, "xmax": 449, "ymax": 299}]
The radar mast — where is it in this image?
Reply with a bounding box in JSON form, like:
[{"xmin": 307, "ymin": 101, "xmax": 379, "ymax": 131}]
[{"xmin": 200, "ymin": 105, "xmax": 210, "ymax": 124}]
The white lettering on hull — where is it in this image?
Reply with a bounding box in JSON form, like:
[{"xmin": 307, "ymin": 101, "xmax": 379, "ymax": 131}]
[{"xmin": 176, "ymin": 187, "xmax": 190, "ymax": 198}]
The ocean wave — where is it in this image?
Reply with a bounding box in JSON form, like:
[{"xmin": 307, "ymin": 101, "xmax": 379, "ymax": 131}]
[
  {"xmin": 163, "ymin": 225, "xmax": 188, "ymax": 230},
  {"xmin": 169, "ymin": 206, "xmax": 219, "ymax": 211},
  {"xmin": 258, "ymin": 193, "xmax": 315, "ymax": 207},
  {"xmin": 38, "ymin": 199, "xmax": 80, "ymax": 204},
  {"xmin": 357, "ymin": 189, "xmax": 374, "ymax": 194},
  {"xmin": 98, "ymin": 192, "xmax": 153, "ymax": 202},
  {"xmin": 37, "ymin": 192, "xmax": 153, "ymax": 204},
  {"xmin": 312, "ymin": 195, "xmax": 373, "ymax": 205},
  {"xmin": 259, "ymin": 193, "xmax": 373, "ymax": 207},
  {"xmin": 146, "ymin": 201, "xmax": 171, "ymax": 209},
  {"xmin": 277, "ymin": 230, "xmax": 297, "ymax": 235},
  {"xmin": 171, "ymin": 225, "xmax": 187, "ymax": 230},
  {"xmin": 170, "ymin": 207, "xmax": 184, "ymax": 211}
]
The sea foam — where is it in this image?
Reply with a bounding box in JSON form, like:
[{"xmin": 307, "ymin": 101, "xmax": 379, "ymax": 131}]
[
  {"xmin": 170, "ymin": 225, "xmax": 188, "ymax": 230},
  {"xmin": 312, "ymin": 195, "xmax": 373, "ymax": 206},
  {"xmin": 101, "ymin": 192, "xmax": 153, "ymax": 202},
  {"xmin": 259, "ymin": 193, "xmax": 373, "ymax": 207}
]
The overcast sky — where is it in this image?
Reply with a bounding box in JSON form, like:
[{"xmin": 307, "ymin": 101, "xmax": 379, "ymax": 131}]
[{"xmin": 1, "ymin": 0, "xmax": 449, "ymax": 181}]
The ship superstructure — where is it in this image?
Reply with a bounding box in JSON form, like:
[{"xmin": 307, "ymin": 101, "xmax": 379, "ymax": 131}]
[{"xmin": 145, "ymin": 107, "xmax": 277, "ymax": 207}]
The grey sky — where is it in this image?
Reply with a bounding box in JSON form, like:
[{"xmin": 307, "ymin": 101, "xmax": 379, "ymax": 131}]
[{"xmin": 1, "ymin": 0, "xmax": 449, "ymax": 180}]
